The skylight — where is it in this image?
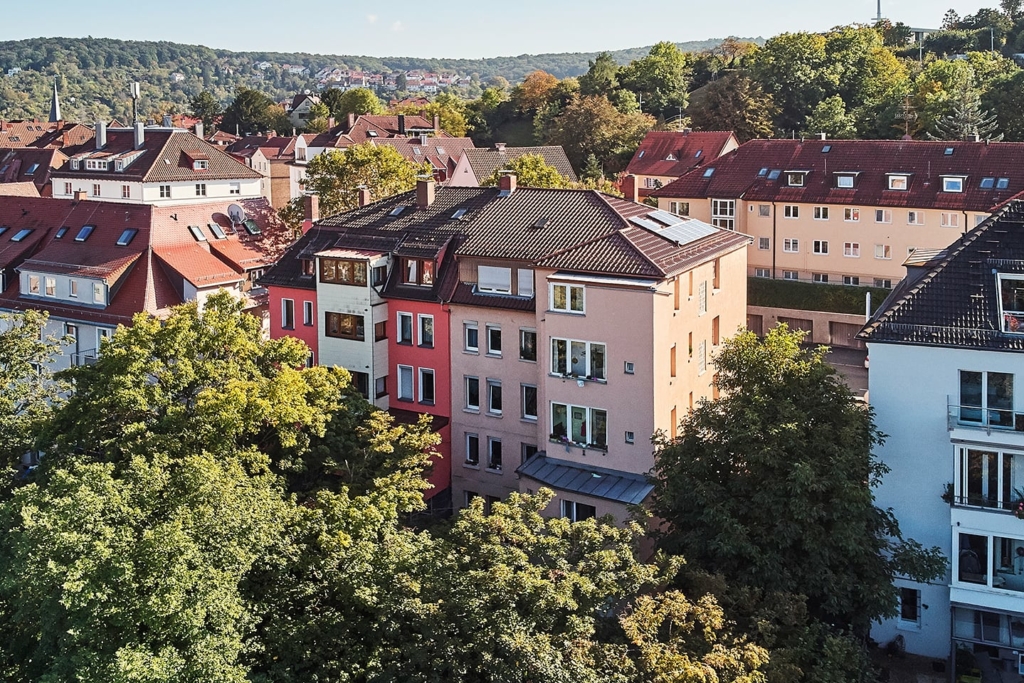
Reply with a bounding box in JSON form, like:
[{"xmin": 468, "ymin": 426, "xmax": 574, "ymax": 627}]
[
  {"xmin": 25, "ymin": 163, "xmax": 39, "ymax": 175},
  {"xmin": 822, "ymin": 145, "xmax": 832, "ymax": 153},
  {"xmin": 10, "ymin": 229, "xmax": 32, "ymax": 242},
  {"xmin": 758, "ymin": 167, "xmax": 768, "ymax": 177},
  {"xmin": 116, "ymin": 228, "xmax": 138, "ymax": 246},
  {"xmin": 436, "ymin": 147, "xmax": 446, "ymax": 156},
  {"xmin": 188, "ymin": 225, "xmax": 207, "ymax": 241},
  {"xmin": 389, "ymin": 206, "xmax": 406, "ymax": 217},
  {"xmin": 74, "ymin": 225, "xmax": 94, "ymax": 242},
  {"xmin": 944, "ymin": 147, "xmax": 954, "ymax": 155},
  {"xmin": 55, "ymin": 226, "xmax": 69, "ymax": 239},
  {"xmin": 767, "ymin": 169, "xmax": 782, "ymax": 180},
  {"xmin": 208, "ymin": 223, "xmax": 227, "ymax": 240},
  {"xmin": 703, "ymin": 168, "xmax": 715, "ymax": 178},
  {"xmin": 980, "ymin": 177, "xmax": 995, "ymax": 189},
  {"xmin": 367, "ymin": 130, "xmax": 378, "ymax": 137},
  {"xmin": 998, "ymin": 177, "xmax": 1010, "ymax": 189},
  {"xmin": 243, "ymin": 219, "xmax": 261, "ymax": 235},
  {"xmin": 694, "ymin": 150, "xmax": 703, "ymax": 158},
  {"xmin": 637, "ymin": 150, "xmax": 646, "ymax": 159},
  {"xmin": 451, "ymin": 208, "xmax": 468, "ymax": 220},
  {"xmin": 0, "ymin": 227, "xmax": 7, "ymax": 237}
]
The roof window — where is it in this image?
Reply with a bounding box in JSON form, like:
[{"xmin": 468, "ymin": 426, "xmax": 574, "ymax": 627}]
[
  {"xmin": 980, "ymin": 177, "xmax": 995, "ymax": 189},
  {"xmin": 944, "ymin": 147, "xmax": 954, "ymax": 155},
  {"xmin": 208, "ymin": 223, "xmax": 227, "ymax": 240},
  {"xmin": 10, "ymin": 229, "xmax": 32, "ymax": 242},
  {"xmin": 767, "ymin": 169, "xmax": 781, "ymax": 180},
  {"xmin": 116, "ymin": 228, "xmax": 138, "ymax": 246},
  {"xmin": 836, "ymin": 174, "xmax": 855, "ymax": 189},
  {"xmin": 413, "ymin": 147, "xmax": 421, "ymax": 156},
  {"xmin": 242, "ymin": 219, "xmax": 261, "ymax": 235},
  {"xmin": 0, "ymin": 227, "xmax": 7, "ymax": 237},
  {"xmin": 25, "ymin": 163, "xmax": 39, "ymax": 175},
  {"xmin": 193, "ymin": 160, "xmax": 209, "ymax": 170},
  {"xmin": 435, "ymin": 146, "xmax": 446, "ymax": 156},
  {"xmin": 694, "ymin": 149, "xmax": 703, "ymax": 158},
  {"xmin": 367, "ymin": 130, "xmax": 378, "ymax": 137},
  {"xmin": 74, "ymin": 225, "xmax": 94, "ymax": 242},
  {"xmin": 822, "ymin": 145, "xmax": 832, "ymax": 153},
  {"xmin": 532, "ymin": 217, "xmax": 550, "ymax": 229},
  {"xmin": 451, "ymin": 208, "xmax": 468, "ymax": 220},
  {"xmin": 758, "ymin": 167, "xmax": 768, "ymax": 177},
  {"xmin": 388, "ymin": 206, "xmax": 406, "ymax": 217},
  {"xmin": 998, "ymin": 177, "xmax": 1010, "ymax": 189},
  {"xmin": 637, "ymin": 150, "xmax": 646, "ymax": 159},
  {"xmin": 188, "ymin": 225, "xmax": 207, "ymax": 241},
  {"xmin": 786, "ymin": 172, "xmax": 806, "ymax": 187},
  {"xmin": 703, "ymin": 167, "xmax": 715, "ymax": 178},
  {"xmin": 887, "ymin": 174, "xmax": 909, "ymax": 191},
  {"xmin": 942, "ymin": 176, "xmax": 965, "ymax": 193},
  {"xmin": 55, "ymin": 226, "xmax": 69, "ymax": 239}
]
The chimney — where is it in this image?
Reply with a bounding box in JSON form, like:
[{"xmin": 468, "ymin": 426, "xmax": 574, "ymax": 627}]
[
  {"xmin": 622, "ymin": 174, "xmax": 639, "ymax": 203},
  {"xmin": 433, "ymin": 114, "xmax": 440, "ymax": 132},
  {"xmin": 328, "ymin": 117, "xmax": 336, "ymax": 130},
  {"xmin": 494, "ymin": 142, "xmax": 507, "ymax": 153},
  {"xmin": 683, "ymin": 127, "xmax": 692, "ymax": 134},
  {"xmin": 162, "ymin": 114, "xmax": 172, "ymax": 127},
  {"xmin": 398, "ymin": 114, "xmax": 406, "ymax": 136},
  {"xmin": 819, "ymin": 132, "xmax": 827, "ymax": 140},
  {"xmin": 95, "ymin": 120, "xmax": 107, "ymax": 150},
  {"xmin": 74, "ymin": 190, "xmax": 86, "ymax": 201},
  {"xmin": 347, "ymin": 112, "xmax": 356, "ymax": 128},
  {"xmin": 970, "ymin": 133, "xmax": 981, "ymax": 142},
  {"xmin": 358, "ymin": 187, "xmax": 372, "ymax": 207},
  {"xmin": 498, "ymin": 173, "xmax": 516, "ymax": 195},
  {"xmin": 195, "ymin": 121, "xmax": 204, "ymax": 139},
  {"xmin": 303, "ymin": 194, "xmax": 320, "ymax": 222},
  {"xmin": 416, "ymin": 178, "xmax": 436, "ymax": 208},
  {"xmin": 133, "ymin": 121, "xmax": 145, "ymax": 150}
]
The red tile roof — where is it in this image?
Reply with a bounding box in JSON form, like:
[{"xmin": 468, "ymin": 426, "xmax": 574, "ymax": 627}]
[
  {"xmin": 625, "ymin": 130, "xmax": 737, "ymax": 178},
  {"xmin": 226, "ymin": 135, "xmax": 298, "ymax": 163},
  {"xmin": 0, "ymin": 120, "xmax": 94, "ymax": 152},
  {"xmin": 0, "ymin": 148, "xmax": 67, "ymax": 194},
  {"xmin": 652, "ymin": 138, "xmax": 1024, "ymax": 212},
  {"xmin": 308, "ymin": 115, "xmax": 449, "ymax": 149}
]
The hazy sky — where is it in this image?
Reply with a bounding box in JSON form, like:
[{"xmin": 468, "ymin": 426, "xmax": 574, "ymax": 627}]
[{"xmin": 0, "ymin": 0, "xmax": 991, "ymax": 59}]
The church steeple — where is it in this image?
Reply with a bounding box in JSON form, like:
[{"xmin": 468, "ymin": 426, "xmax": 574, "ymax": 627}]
[{"xmin": 48, "ymin": 78, "xmax": 61, "ymax": 123}]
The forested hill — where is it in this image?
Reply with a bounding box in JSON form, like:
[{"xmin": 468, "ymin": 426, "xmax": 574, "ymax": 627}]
[{"xmin": 0, "ymin": 36, "xmax": 759, "ymax": 123}]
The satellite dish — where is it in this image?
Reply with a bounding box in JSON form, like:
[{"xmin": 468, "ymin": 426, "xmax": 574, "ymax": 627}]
[{"xmin": 228, "ymin": 204, "xmax": 246, "ymax": 225}]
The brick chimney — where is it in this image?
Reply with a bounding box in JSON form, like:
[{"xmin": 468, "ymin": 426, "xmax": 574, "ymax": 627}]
[
  {"xmin": 498, "ymin": 173, "xmax": 516, "ymax": 195},
  {"xmin": 433, "ymin": 114, "xmax": 440, "ymax": 132},
  {"xmin": 347, "ymin": 112, "xmax": 356, "ymax": 128},
  {"xmin": 416, "ymin": 178, "xmax": 436, "ymax": 208},
  {"xmin": 358, "ymin": 187, "xmax": 372, "ymax": 207},
  {"xmin": 73, "ymin": 190, "xmax": 86, "ymax": 201},
  {"xmin": 398, "ymin": 114, "xmax": 406, "ymax": 136},
  {"xmin": 622, "ymin": 174, "xmax": 639, "ymax": 203},
  {"xmin": 303, "ymin": 194, "xmax": 319, "ymax": 222}
]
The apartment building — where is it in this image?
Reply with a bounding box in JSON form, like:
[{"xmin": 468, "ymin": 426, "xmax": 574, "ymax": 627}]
[
  {"xmin": 651, "ymin": 139, "xmax": 1024, "ymax": 289},
  {"xmin": 263, "ymin": 176, "xmax": 750, "ymax": 519},
  {"xmin": 624, "ymin": 130, "xmax": 738, "ymax": 200},
  {"xmin": 861, "ymin": 199, "xmax": 1024, "ymax": 666}
]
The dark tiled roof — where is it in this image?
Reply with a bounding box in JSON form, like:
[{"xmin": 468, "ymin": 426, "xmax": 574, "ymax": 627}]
[
  {"xmin": 653, "ymin": 139, "xmax": 1024, "ymax": 211},
  {"xmin": 625, "ymin": 130, "xmax": 736, "ymax": 178},
  {"xmin": 459, "ymin": 146, "xmax": 578, "ymax": 183},
  {"xmin": 861, "ymin": 200, "xmax": 1024, "ymax": 351},
  {"xmin": 516, "ymin": 453, "xmax": 654, "ymax": 505}
]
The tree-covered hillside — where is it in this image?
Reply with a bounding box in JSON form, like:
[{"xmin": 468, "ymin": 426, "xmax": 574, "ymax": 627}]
[{"xmin": 0, "ymin": 36, "xmax": 757, "ymax": 123}]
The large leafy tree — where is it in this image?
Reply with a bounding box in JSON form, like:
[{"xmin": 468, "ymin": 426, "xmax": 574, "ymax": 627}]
[
  {"xmin": 578, "ymin": 51, "xmax": 620, "ymax": 97},
  {"xmin": 188, "ymin": 90, "xmax": 223, "ymax": 130},
  {"xmin": 482, "ymin": 153, "xmax": 570, "ymax": 189},
  {"xmin": 328, "ymin": 87, "xmax": 386, "ymax": 119},
  {"xmin": 547, "ymin": 95, "xmax": 654, "ymax": 172},
  {"xmin": 652, "ymin": 325, "xmax": 946, "ymax": 634},
  {"xmin": 802, "ymin": 95, "xmax": 857, "ymax": 139},
  {"xmin": 928, "ymin": 79, "xmax": 1004, "ymax": 141},
  {"xmin": 687, "ymin": 72, "xmax": 776, "ymax": 142},
  {"xmin": 514, "ymin": 70, "xmax": 561, "ymax": 114},
  {"xmin": 299, "ymin": 142, "xmax": 431, "ymax": 217},
  {"xmin": 748, "ymin": 32, "xmax": 835, "ymax": 134},
  {"xmin": 618, "ymin": 42, "xmax": 692, "ymax": 118},
  {"xmin": 221, "ymin": 87, "xmax": 291, "ymax": 135}
]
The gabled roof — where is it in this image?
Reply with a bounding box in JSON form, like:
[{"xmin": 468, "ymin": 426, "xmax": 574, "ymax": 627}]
[
  {"xmin": 226, "ymin": 135, "xmax": 299, "ymax": 162},
  {"xmin": 0, "ymin": 147, "xmax": 67, "ymax": 193},
  {"xmin": 653, "ymin": 139, "xmax": 1024, "ymax": 212},
  {"xmin": 307, "ymin": 115, "xmax": 448, "ymax": 149},
  {"xmin": 54, "ymin": 129, "xmax": 261, "ymax": 183},
  {"xmin": 625, "ymin": 130, "xmax": 736, "ymax": 178},
  {"xmin": 373, "ymin": 136, "xmax": 476, "ymax": 173},
  {"xmin": 860, "ymin": 200, "xmax": 1024, "ymax": 351},
  {"xmin": 459, "ymin": 146, "xmax": 578, "ymax": 183}
]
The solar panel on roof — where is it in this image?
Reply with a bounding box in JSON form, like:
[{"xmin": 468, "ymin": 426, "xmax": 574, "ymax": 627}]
[
  {"xmin": 658, "ymin": 221, "xmax": 718, "ymax": 245},
  {"xmin": 648, "ymin": 210, "xmax": 685, "ymax": 227},
  {"xmin": 629, "ymin": 217, "xmax": 664, "ymax": 231}
]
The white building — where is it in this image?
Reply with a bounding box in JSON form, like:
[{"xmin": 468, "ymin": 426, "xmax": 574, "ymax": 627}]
[{"xmin": 862, "ymin": 200, "xmax": 1024, "ymax": 670}]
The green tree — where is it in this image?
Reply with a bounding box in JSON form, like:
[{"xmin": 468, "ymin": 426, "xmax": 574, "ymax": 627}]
[
  {"xmin": 221, "ymin": 87, "xmax": 290, "ymax": 135},
  {"xmin": 547, "ymin": 95, "xmax": 655, "ymax": 172},
  {"xmin": 188, "ymin": 90, "xmax": 223, "ymax": 129},
  {"xmin": 581, "ymin": 153, "xmax": 603, "ymax": 181},
  {"xmin": 578, "ymin": 51, "xmax": 620, "ymax": 97},
  {"xmin": 618, "ymin": 41, "xmax": 692, "ymax": 117},
  {"xmin": 319, "ymin": 87, "xmax": 347, "ymax": 120},
  {"xmin": 983, "ymin": 70, "xmax": 1024, "ymax": 140},
  {"xmin": 802, "ymin": 95, "xmax": 857, "ymax": 139},
  {"xmin": 1002, "ymin": 0, "xmax": 1023, "ymax": 21},
  {"xmin": 687, "ymin": 72, "xmax": 776, "ymax": 142},
  {"xmin": 300, "ymin": 142, "xmax": 430, "ymax": 216},
  {"xmin": 514, "ymin": 70, "xmax": 561, "ymax": 114},
  {"xmin": 928, "ymin": 79, "xmax": 1004, "ymax": 140},
  {"xmin": 0, "ymin": 310, "xmax": 66, "ymax": 469},
  {"xmin": 482, "ymin": 153, "xmax": 570, "ymax": 188},
  {"xmin": 335, "ymin": 87, "xmax": 386, "ymax": 118},
  {"xmin": 395, "ymin": 91, "xmax": 469, "ymax": 137},
  {"xmin": 749, "ymin": 32, "xmax": 834, "ymax": 134},
  {"xmin": 652, "ymin": 326, "xmax": 946, "ymax": 633},
  {"xmin": 303, "ymin": 101, "xmax": 330, "ymax": 133}
]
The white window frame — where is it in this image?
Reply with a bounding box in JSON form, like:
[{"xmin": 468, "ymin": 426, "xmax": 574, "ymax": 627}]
[
  {"xmin": 670, "ymin": 201, "xmax": 690, "ymax": 216},
  {"xmin": 550, "ymin": 402, "xmax": 608, "ymax": 450},
  {"xmin": 281, "ymin": 298, "xmax": 294, "ymax": 329},
  {"xmin": 875, "ymin": 244, "xmax": 892, "ymax": 260},
  {"xmin": 550, "ymin": 283, "xmax": 585, "ymax": 314},
  {"xmin": 943, "ymin": 176, "xmax": 965, "ymax": 193},
  {"xmin": 812, "ymin": 240, "xmax": 829, "ymax": 255},
  {"xmin": 697, "ymin": 340, "xmax": 707, "ymax": 375},
  {"xmin": 843, "ymin": 242, "xmax": 860, "ymax": 257},
  {"xmin": 517, "ymin": 268, "xmax": 534, "ymax": 297},
  {"xmin": 486, "ymin": 324, "xmax": 501, "ymax": 356},
  {"xmin": 783, "ymin": 270, "xmax": 799, "ymax": 281},
  {"xmin": 417, "ymin": 314, "xmax": 434, "ymax": 347},
  {"xmin": 844, "ymin": 207, "xmax": 860, "ymax": 222},
  {"xmin": 941, "ymin": 212, "xmax": 960, "ymax": 229},
  {"xmin": 465, "ymin": 433, "xmax": 480, "ymax": 466},
  {"xmin": 875, "ymin": 209, "xmax": 892, "ymax": 224},
  {"xmin": 897, "ymin": 587, "xmax": 922, "ymax": 629},
  {"xmin": 303, "ymin": 301, "xmax": 313, "ymax": 326},
  {"xmin": 813, "ymin": 273, "xmax": 829, "ymax": 284},
  {"xmin": 487, "ymin": 379, "xmax": 502, "ymax": 415},
  {"xmin": 843, "ymin": 275, "xmax": 860, "ymax": 286},
  {"xmin": 783, "ymin": 238, "xmax": 799, "ymax": 253},
  {"xmin": 907, "ymin": 210, "xmax": 924, "ymax": 225},
  {"xmin": 754, "ymin": 268, "xmax": 770, "ymax": 278},
  {"xmin": 521, "ymin": 384, "xmax": 538, "ymax": 420},
  {"xmin": 486, "ymin": 437, "xmax": 503, "ymax": 471},
  {"xmin": 465, "ymin": 376, "xmax": 480, "ymax": 411},
  {"xmin": 711, "ymin": 199, "xmax": 735, "ymax": 230},
  {"xmin": 464, "ymin": 321, "xmax": 479, "ymax": 352},
  {"xmin": 93, "ymin": 282, "xmax": 104, "ymax": 304},
  {"xmin": 813, "ymin": 206, "xmax": 829, "ymax": 220},
  {"xmin": 783, "ymin": 205, "xmax": 799, "ymax": 219},
  {"xmin": 397, "ymin": 312, "xmax": 414, "ymax": 344},
  {"xmin": 888, "ymin": 175, "xmax": 908, "ymax": 191},
  {"xmin": 397, "ymin": 365, "xmax": 414, "ymax": 401},
  {"xmin": 758, "ymin": 237, "xmax": 770, "ymax": 251},
  {"xmin": 698, "ymin": 280, "xmax": 707, "ymax": 315},
  {"xmin": 758, "ymin": 204, "xmax": 770, "ymax": 217},
  {"xmin": 836, "ymin": 175, "xmax": 855, "ymax": 189},
  {"xmin": 418, "ymin": 368, "xmax": 435, "ymax": 404},
  {"xmin": 550, "ymin": 338, "xmax": 607, "ymax": 380},
  {"xmin": 477, "ymin": 265, "xmax": 512, "ymax": 294}
]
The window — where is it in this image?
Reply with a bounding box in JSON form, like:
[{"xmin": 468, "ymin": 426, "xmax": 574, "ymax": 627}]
[
  {"xmin": 320, "ymin": 258, "xmax": 368, "ymax": 286},
  {"xmin": 767, "ymin": 169, "xmax": 781, "ymax": 180},
  {"xmin": 69, "ymin": 280, "xmax": 78, "ymax": 298},
  {"xmin": 519, "ymin": 329, "xmax": 536, "ymax": 361},
  {"xmin": 754, "ymin": 268, "xmax": 771, "ymax": 278},
  {"xmin": 551, "ymin": 283, "xmax": 584, "ymax": 313},
  {"xmin": 188, "ymin": 225, "xmax": 207, "ymax": 242},
  {"xmin": 813, "ymin": 273, "xmax": 829, "ymax": 284},
  {"xmin": 874, "ymin": 278, "xmax": 893, "ymax": 288},
  {"xmin": 943, "ymin": 176, "xmax": 964, "ymax": 193},
  {"xmin": 843, "ymin": 275, "xmax": 860, "ymax": 286},
  {"xmin": 625, "ymin": 431, "xmax": 636, "ymax": 444},
  {"xmin": 670, "ymin": 345, "xmax": 677, "ymax": 377},
  {"xmin": 561, "ymin": 499, "xmax": 596, "ymax": 522},
  {"xmin": 97, "ymin": 328, "xmax": 111, "ymax": 349},
  {"xmin": 397, "ymin": 312, "xmax": 413, "ymax": 344},
  {"xmin": 487, "ymin": 438, "xmax": 503, "ymax": 471},
  {"xmin": 981, "ymin": 177, "xmax": 995, "ymax": 189},
  {"xmin": 194, "ymin": 159, "xmax": 209, "ymax": 170},
  {"xmin": 875, "ymin": 209, "xmax": 892, "ymax": 223},
  {"xmin": 899, "ymin": 588, "xmax": 922, "ymax": 627},
  {"xmin": 888, "ymin": 175, "xmax": 908, "ymax": 190},
  {"xmin": 624, "ymin": 361, "xmax": 635, "ymax": 374},
  {"xmin": 941, "ymin": 212, "xmax": 960, "ymax": 228},
  {"xmin": 64, "ymin": 323, "xmax": 77, "ymax": 342},
  {"xmin": 397, "ymin": 365, "xmax": 414, "ymax": 401},
  {"xmin": 836, "ymin": 175, "xmax": 855, "ymax": 189},
  {"xmin": 465, "ymin": 434, "xmax": 480, "ymax": 466},
  {"xmin": 486, "ymin": 325, "xmax": 501, "ymax": 355},
  {"xmin": 418, "ymin": 314, "xmax": 434, "ymax": 347},
  {"xmin": 487, "ymin": 379, "xmax": 502, "ymax": 414},
  {"xmin": 786, "ymin": 172, "xmax": 805, "ymax": 187},
  {"xmin": 371, "ymin": 265, "xmax": 387, "ymax": 286},
  {"xmin": 121, "ymin": 185, "xmax": 131, "ymax": 199},
  {"xmin": 75, "ymin": 225, "xmax": 94, "ymax": 242},
  {"xmin": 758, "ymin": 204, "xmax": 770, "ymax": 217},
  {"xmin": 350, "ymin": 372, "xmax": 370, "ymax": 398},
  {"xmin": 644, "ymin": 177, "xmax": 659, "ymax": 188},
  {"xmin": 698, "ymin": 281, "xmax": 707, "ymax": 315},
  {"xmin": 63, "ymin": 182, "xmax": 72, "ymax": 195},
  {"xmin": 703, "ymin": 168, "xmax": 715, "ymax": 178},
  {"xmin": 195, "ymin": 183, "xmax": 206, "ymax": 196},
  {"xmin": 697, "ymin": 340, "xmax": 707, "ymax": 375},
  {"xmin": 712, "ymin": 316, "xmax": 720, "ymax": 346},
  {"xmin": 521, "ymin": 443, "xmax": 538, "ymax": 466},
  {"xmin": 159, "ymin": 185, "xmax": 171, "ymax": 198},
  {"xmin": 711, "ymin": 199, "xmax": 735, "ymax": 230},
  {"xmin": 813, "ymin": 206, "xmax": 829, "ymax": 220},
  {"xmin": 522, "ymin": 384, "xmax": 538, "ymax": 420},
  {"xmin": 303, "ymin": 301, "xmax": 313, "ymax": 326},
  {"xmin": 208, "ymin": 223, "xmax": 226, "ymax": 240},
  {"xmin": 44, "ymin": 277, "xmax": 55, "ymax": 297},
  {"xmin": 551, "ymin": 403, "xmax": 608, "ymax": 449},
  {"xmin": 976, "ymin": 214, "xmax": 988, "ymax": 227},
  {"xmin": 875, "ymin": 244, "xmax": 892, "ymax": 260},
  {"xmin": 466, "ymin": 376, "xmax": 480, "ymax": 411},
  {"xmin": 956, "ymin": 446, "xmax": 1024, "ymax": 509},
  {"xmin": 783, "ymin": 270, "xmax": 799, "ymax": 281},
  {"xmin": 375, "ymin": 376, "xmax": 387, "ymax": 398},
  {"xmin": 844, "ymin": 208, "xmax": 860, "ymax": 222},
  {"xmin": 959, "ymin": 370, "xmax": 1014, "ymax": 428},
  {"xmin": 517, "ymin": 269, "xmax": 534, "ymax": 297},
  {"xmin": 551, "ymin": 338, "xmax": 606, "ymax": 379},
  {"xmin": 10, "ymin": 229, "xmax": 32, "ymax": 242},
  {"xmin": 998, "ymin": 177, "xmax": 1010, "ymax": 189},
  {"xmin": 670, "ymin": 201, "xmax": 690, "ymax": 216},
  {"xmin": 784, "ymin": 205, "xmax": 799, "ymax": 219},
  {"xmin": 374, "ymin": 320, "xmax": 387, "ymax": 341},
  {"xmin": 28, "ymin": 275, "xmax": 39, "ymax": 294},
  {"xmin": 758, "ymin": 237, "xmax": 770, "ymax": 250},
  {"xmin": 1001, "ymin": 274, "xmax": 1024, "ymax": 333},
  {"xmin": 843, "ymin": 242, "xmax": 860, "ymax": 257},
  {"xmin": 464, "ymin": 322, "xmax": 479, "ymax": 352},
  {"xmin": 325, "ymin": 313, "xmax": 365, "ymax": 341},
  {"xmin": 230, "ymin": 183, "xmax": 240, "ymax": 195},
  {"xmin": 477, "ymin": 265, "xmax": 511, "ymax": 293},
  {"xmin": 812, "ymin": 240, "xmax": 829, "ymax": 255},
  {"xmin": 907, "ymin": 210, "xmax": 923, "ymax": 225},
  {"xmin": 783, "ymin": 238, "xmax": 799, "ymax": 253},
  {"xmin": 419, "ymin": 368, "xmax": 435, "ymax": 404},
  {"xmin": 712, "ymin": 258, "xmax": 720, "ymax": 290},
  {"xmin": 116, "ymin": 229, "xmax": 137, "ymax": 246},
  {"xmin": 93, "ymin": 282, "xmax": 104, "ymax": 304}
]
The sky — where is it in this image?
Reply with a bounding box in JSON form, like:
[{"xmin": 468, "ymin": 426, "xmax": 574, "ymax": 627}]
[{"xmin": 0, "ymin": 0, "xmax": 993, "ymax": 59}]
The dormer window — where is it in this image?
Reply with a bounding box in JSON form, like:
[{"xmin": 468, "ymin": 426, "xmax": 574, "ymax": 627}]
[
  {"xmin": 402, "ymin": 258, "xmax": 434, "ymax": 286},
  {"xmin": 887, "ymin": 174, "xmax": 909, "ymax": 191},
  {"xmin": 70, "ymin": 159, "xmax": 80, "ymax": 170},
  {"xmin": 999, "ymin": 273, "xmax": 1024, "ymax": 333},
  {"xmin": 665, "ymin": 153, "xmax": 677, "ymax": 161},
  {"xmin": 835, "ymin": 173, "xmax": 857, "ymax": 189},
  {"xmin": 85, "ymin": 159, "xmax": 109, "ymax": 171},
  {"xmin": 942, "ymin": 176, "xmax": 965, "ymax": 193},
  {"xmin": 193, "ymin": 160, "xmax": 209, "ymax": 170},
  {"xmin": 786, "ymin": 172, "xmax": 807, "ymax": 187},
  {"xmin": 477, "ymin": 265, "xmax": 512, "ymax": 294}
]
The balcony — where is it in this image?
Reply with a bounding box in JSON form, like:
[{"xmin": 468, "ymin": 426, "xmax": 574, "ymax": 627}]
[{"xmin": 948, "ymin": 403, "xmax": 1024, "ymax": 434}]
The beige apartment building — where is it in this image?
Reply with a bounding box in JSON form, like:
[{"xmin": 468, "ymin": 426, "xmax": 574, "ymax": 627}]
[{"xmin": 651, "ymin": 138, "xmax": 1024, "ymax": 288}]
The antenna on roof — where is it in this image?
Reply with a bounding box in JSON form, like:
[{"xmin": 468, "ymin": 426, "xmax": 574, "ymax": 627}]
[{"xmin": 130, "ymin": 82, "xmax": 141, "ymax": 125}]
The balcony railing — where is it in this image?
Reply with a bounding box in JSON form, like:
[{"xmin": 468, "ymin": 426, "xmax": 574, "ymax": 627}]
[
  {"xmin": 948, "ymin": 403, "xmax": 1024, "ymax": 433},
  {"xmin": 70, "ymin": 351, "xmax": 98, "ymax": 366}
]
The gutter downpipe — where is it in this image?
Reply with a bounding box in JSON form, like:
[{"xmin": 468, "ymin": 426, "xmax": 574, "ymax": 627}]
[{"xmin": 771, "ymin": 200, "xmax": 778, "ymax": 279}]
